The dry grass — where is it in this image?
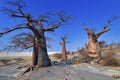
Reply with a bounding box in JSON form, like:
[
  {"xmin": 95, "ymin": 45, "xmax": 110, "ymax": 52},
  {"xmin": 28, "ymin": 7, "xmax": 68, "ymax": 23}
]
[
  {"xmin": 70, "ymin": 55, "xmax": 87, "ymax": 65},
  {"xmin": 99, "ymin": 46, "xmax": 120, "ymax": 66},
  {"xmin": 52, "ymin": 53, "xmax": 62, "ymax": 59},
  {"xmin": 70, "ymin": 49, "xmax": 88, "ymax": 64},
  {"xmin": 0, "ymin": 57, "xmax": 32, "ymax": 67},
  {"xmin": 22, "ymin": 57, "xmax": 32, "ymax": 62},
  {"xmin": 76, "ymin": 56, "xmax": 87, "ymax": 64},
  {"xmin": 102, "ymin": 53, "xmax": 120, "ymax": 67}
]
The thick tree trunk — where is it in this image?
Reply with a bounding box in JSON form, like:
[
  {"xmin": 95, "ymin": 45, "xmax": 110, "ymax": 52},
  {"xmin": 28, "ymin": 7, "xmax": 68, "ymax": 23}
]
[
  {"xmin": 37, "ymin": 46, "xmax": 51, "ymax": 67},
  {"xmin": 32, "ymin": 45, "xmax": 38, "ymax": 66},
  {"xmin": 86, "ymin": 34, "xmax": 102, "ymax": 64},
  {"xmin": 87, "ymin": 40, "xmax": 102, "ymax": 63},
  {"xmin": 87, "ymin": 40, "xmax": 100, "ymax": 58},
  {"xmin": 61, "ymin": 40, "xmax": 67, "ymax": 61},
  {"xmin": 36, "ymin": 31, "xmax": 51, "ymax": 67}
]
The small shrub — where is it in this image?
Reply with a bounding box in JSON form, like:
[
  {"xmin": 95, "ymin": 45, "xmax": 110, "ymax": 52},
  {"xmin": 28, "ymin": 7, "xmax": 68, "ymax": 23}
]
[
  {"xmin": 102, "ymin": 54, "xmax": 120, "ymax": 67},
  {"xmin": 52, "ymin": 53, "xmax": 62, "ymax": 59},
  {"xmin": 72, "ymin": 55, "xmax": 88, "ymax": 64},
  {"xmin": 76, "ymin": 56, "xmax": 87, "ymax": 64}
]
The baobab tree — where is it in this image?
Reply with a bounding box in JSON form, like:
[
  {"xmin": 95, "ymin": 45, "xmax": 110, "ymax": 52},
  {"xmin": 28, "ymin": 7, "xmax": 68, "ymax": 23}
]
[
  {"xmin": 60, "ymin": 35, "xmax": 68, "ymax": 61},
  {"xmin": 0, "ymin": 0, "xmax": 70, "ymax": 73},
  {"xmin": 84, "ymin": 17, "xmax": 118, "ymax": 64}
]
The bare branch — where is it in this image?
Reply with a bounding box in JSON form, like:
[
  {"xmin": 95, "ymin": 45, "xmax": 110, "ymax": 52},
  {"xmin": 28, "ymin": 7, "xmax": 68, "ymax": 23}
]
[
  {"xmin": 1, "ymin": 0, "xmax": 26, "ymax": 18},
  {"xmin": 0, "ymin": 32, "xmax": 52, "ymax": 51},
  {"xmin": 43, "ymin": 20, "xmax": 63, "ymax": 31},
  {"xmin": 61, "ymin": 34, "xmax": 67, "ymax": 40},
  {"xmin": 96, "ymin": 16, "xmax": 119, "ymax": 38},
  {"xmin": 61, "ymin": 34, "xmax": 70, "ymax": 44},
  {"xmin": 9, "ymin": 32, "xmax": 33, "ymax": 50},
  {"xmin": 17, "ymin": 3, "xmax": 25, "ymax": 16},
  {"xmin": 84, "ymin": 26, "xmax": 92, "ymax": 34},
  {"xmin": 45, "ymin": 36, "xmax": 53, "ymax": 42},
  {"xmin": 44, "ymin": 13, "xmax": 71, "ymax": 31},
  {"xmin": 104, "ymin": 16, "xmax": 119, "ymax": 29},
  {"xmin": 0, "ymin": 25, "xmax": 28, "ymax": 37},
  {"xmin": 44, "ymin": 18, "xmax": 70, "ymax": 31},
  {"xmin": 96, "ymin": 28, "xmax": 110, "ymax": 38},
  {"xmin": 56, "ymin": 12, "xmax": 71, "ymax": 23},
  {"xmin": 11, "ymin": 13, "xmax": 26, "ymax": 18},
  {"xmin": 1, "ymin": 8, "xmax": 19, "ymax": 15},
  {"xmin": 38, "ymin": 14, "xmax": 50, "ymax": 22}
]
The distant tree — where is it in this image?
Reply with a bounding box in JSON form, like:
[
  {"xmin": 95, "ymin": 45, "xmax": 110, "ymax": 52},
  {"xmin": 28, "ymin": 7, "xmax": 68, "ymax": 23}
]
[
  {"xmin": 84, "ymin": 17, "xmax": 118, "ymax": 64},
  {"xmin": 60, "ymin": 35, "xmax": 70, "ymax": 61},
  {"xmin": 0, "ymin": 0, "xmax": 70, "ymax": 74}
]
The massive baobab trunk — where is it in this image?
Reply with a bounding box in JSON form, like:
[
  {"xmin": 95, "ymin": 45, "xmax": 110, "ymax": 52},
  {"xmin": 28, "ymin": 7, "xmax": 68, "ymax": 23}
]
[
  {"xmin": 37, "ymin": 43, "xmax": 51, "ymax": 67},
  {"xmin": 32, "ymin": 36, "xmax": 38, "ymax": 66},
  {"xmin": 84, "ymin": 26, "xmax": 110, "ymax": 63},
  {"xmin": 61, "ymin": 36, "xmax": 67, "ymax": 61},
  {"xmin": 37, "ymin": 27, "xmax": 51, "ymax": 67}
]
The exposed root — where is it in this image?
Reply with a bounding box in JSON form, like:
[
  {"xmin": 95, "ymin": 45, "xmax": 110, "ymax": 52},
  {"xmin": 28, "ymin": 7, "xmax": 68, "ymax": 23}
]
[
  {"xmin": 22, "ymin": 65, "xmax": 38, "ymax": 75},
  {"xmin": 16, "ymin": 65, "xmax": 38, "ymax": 80},
  {"xmin": 22, "ymin": 66, "xmax": 31, "ymax": 75}
]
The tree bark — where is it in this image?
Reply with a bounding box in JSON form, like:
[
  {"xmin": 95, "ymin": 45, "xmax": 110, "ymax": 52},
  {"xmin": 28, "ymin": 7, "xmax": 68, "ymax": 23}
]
[
  {"xmin": 36, "ymin": 29, "xmax": 51, "ymax": 67},
  {"xmin": 37, "ymin": 45, "xmax": 51, "ymax": 67},
  {"xmin": 61, "ymin": 38, "xmax": 67, "ymax": 61},
  {"xmin": 32, "ymin": 36, "xmax": 38, "ymax": 66}
]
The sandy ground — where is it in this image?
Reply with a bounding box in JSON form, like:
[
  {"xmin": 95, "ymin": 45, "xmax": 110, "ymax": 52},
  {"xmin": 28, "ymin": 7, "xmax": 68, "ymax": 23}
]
[
  {"xmin": 29, "ymin": 64, "xmax": 113, "ymax": 80},
  {"xmin": 0, "ymin": 54, "xmax": 120, "ymax": 80},
  {"xmin": 0, "ymin": 61, "xmax": 120, "ymax": 80}
]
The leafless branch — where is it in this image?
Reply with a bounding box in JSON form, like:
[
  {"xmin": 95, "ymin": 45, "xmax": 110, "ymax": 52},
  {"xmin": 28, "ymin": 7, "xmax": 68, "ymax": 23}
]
[
  {"xmin": 1, "ymin": 32, "xmax": 34, "ymax": 51},
  {"xmin": 61, "ymin": 34, "xmax": 70, "ymax": 44},
  {"xmin": 84, "ymin": 26, "xmax": 92, "ymax": 34},
  {"xmin": 96, "ymin": 16, "xmax": 119, "ymax": 38},
  {"xmin": 44, "ymin": 13, "xmax": 71, "ymax": 31},
  {"xmin": 1, "ymin": 0, "xmax": 26, "ymax": 18},
  {"xmin": 61, "ymin": 34, "xmax": 67, "ymax": 40},
  {"xmin": 43, "ymin": 20, "xmax": 63, "ymax": 31},
  {"xmin": 0, "ymin": 25, "xmax": 28, "ymax": 37},
  {"xmin": 45, "ymin": 36, "xmax": 53, "ymax": 42},
  {"xmin": 104, "ymin": 16, "xmax": 119, "ymax": 29},
  {"xmin": 38, "ymin": 14, "xmax": 50, "ymax": 22},
  {"xmin": 96, "ymin": 28, "xmax": 110, "ymax": 38},
  {"xmin": 56, "ymin": 12, "xmax": 71, "ymax": 23}
]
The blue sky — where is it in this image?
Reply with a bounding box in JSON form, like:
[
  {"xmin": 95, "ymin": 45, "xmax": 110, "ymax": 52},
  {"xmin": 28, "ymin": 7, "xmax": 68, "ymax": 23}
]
[{"xmin": 0, "ymin": 0, "xmax": 120, "ymax": 52}]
